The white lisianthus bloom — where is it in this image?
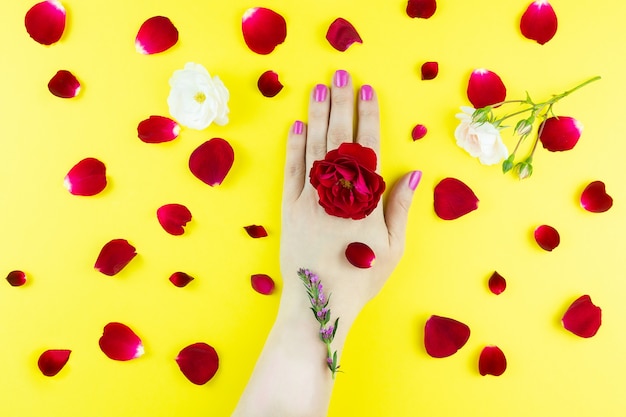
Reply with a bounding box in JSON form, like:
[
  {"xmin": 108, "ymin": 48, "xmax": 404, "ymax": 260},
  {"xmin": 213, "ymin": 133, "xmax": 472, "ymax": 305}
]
[
  {"xmin": 167, "ymin": 62, "xmax": 229, "ymax": 130},
  {"xmin": 454, "ymin": 106, "xmax": 508, "ymax": 165}
]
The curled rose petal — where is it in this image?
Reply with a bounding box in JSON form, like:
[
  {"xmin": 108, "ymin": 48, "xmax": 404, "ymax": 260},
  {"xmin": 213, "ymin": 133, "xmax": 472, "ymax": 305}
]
[
  {"xmin": 539, "ymin": 116, "xmax": 583, "ymax": 152},
  {"xmin": 137, "ymin": 116, "xmax": 180, "ymax": 143},
  {"xmin": 520, "ymin": 1, "xmax": 558, "ymax": 45},
  {"xmin": 135, "ymin": 16, "xmax": 179, "ymax": 54},
  {"xmin": 157, "ymin": 204, "xmax": 192, "ymax": 236},
  {"xmin": 406, "ymin": 0, "xmax": 437, "ymax": 19},
  {"xmin": 478, "ymin": 346, "xmax": 507, "ymax": 376},
  {"xmin": 251, "ymin": 274, "xmax": 275, "ymax": 295},
  {"xmin": 244, "ymin": 225, "xmax": 268, "ymax": 238},
  {"xmin": 176, "ymin": 343, "xmax": 219, "ymax": 385},
  {"xmin": 581, "ymin": 181, "xmax": 613, "ymax": 213},
  {"xmin": 562, "ymin": 295, "xmax": 602, "ymax": 338},
  {"xmin": 64, "ymin": 158, "xmax": 107, "ymax": 196},
  {"xmin": 94, "ymin": 239, "xmax": 137, "ymax": 276},
  {"xmin": 38, "ymin": 349, "xmax": 71, "ymax": 376},
  {"xmin": 421, "ymin": 62, "xmax": 439, "ymax": 80},
  {"xmin": 6, "ymin": 270, "xmax": 27, "ymax": 287},
  {"xmin": 189, "ymin": 138, "xmax": 235, "ymax": 187},
  {"xmin": 488, "ymin": 271, "xmax": 506, "ymax": 295},
  {"xmin": 257, "ymin": 71, "xmax": 283, "ymax": 97},
  {"xmin": 534, "ymin": 225, "xmax": 560, "ymax": 251},
  {"xmin": 345, "ymin": 242, "xmax": 376, "ymax": 269},
  {"xmin": 48, "ymin": 70, "xmax": 80, "ymax": 98},
  {"xmin": 433, "ymin": 177, "xmax": 479, "ymax": 220},
  {"xmin": 25, "ymin": 0, "xmax": 66, "ymax": 45},
  {"xmin": 424, "ymin": 315, "xmax": 470, "ymax": 358},
  {"xmin": 326, "ymin": 18, "xmax": 362, "ymax": 52},
  {"xmin": 99, "ymin": 322, "xmax": 144, "ymax": 361},
  {"xmin": 467, "ymin": 69, "xmax": 507, "ymax": 109},
  {"xmin": 412, "ymin": 124, "xmax": 428, "ymax": 141},
  {"xmin": 242, "ymin": 7, "xmax": 286, "ymax": 55},
  {"xmin": 169, "ymin": 272, "xmax": 194, "ymax": 288}
]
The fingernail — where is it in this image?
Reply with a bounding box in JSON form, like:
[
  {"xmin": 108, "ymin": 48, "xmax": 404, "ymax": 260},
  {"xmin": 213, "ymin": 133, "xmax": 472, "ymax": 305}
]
[
  {"xmin": 409, "ymin": 170, "xmax": 422, "ymax": 191},
  {"xmin": 360, "ymin": 84, "xmax": 374, "ymax": 101},
  {"xmin": 334, "ymin": 70, "xmax": 349, "ymax": 88},
  {"xmin": 293, "ymin": 120, "xmax": 304, "ymax": 135},
  {"xmin": 314, "ymin": 84, "xmax": 328, "ymax": 102}
]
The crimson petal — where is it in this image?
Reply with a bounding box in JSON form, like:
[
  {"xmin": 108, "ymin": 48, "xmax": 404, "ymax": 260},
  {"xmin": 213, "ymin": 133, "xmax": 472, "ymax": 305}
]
[
  {"xmin": 64, "ymin": 158, "xmax": 107, "ymax": 196},
  {"xmin": 406, "ymin": 0, "xmax": 437, "ymax": 19},
  {"xmin": 242, "ymin": 7, "xmax": 286, "ymax": 55},
  {"xmin": 467, "ymin": 69, "xmax": 507, "ymax": 109},
  {"xmin": 539, "ymin": 116, "xmax": 583, "ymax": 152},
  {"xmin": 412, "ymin": 124, "xmax": 428, "ymax": 141},
  {"xmin": 581, "ymin": 181, "xmax": 613, "ymax": 213},
  {"xmin": 562, "ymin": 295, "xmax": 602, "ymax": 338},
  {"xmin": 520, "ymin": 1, "xmax": 558, "ymax": 45},
  {"xmin": 6, "ymin": 270, "xmax": 27, "ymax": 287},
  {"xmin": 137, "ymin": 116, "xmax": 180, "ymax": 143},
  {"xmin": 25, "ymin": 1, "xmax": 66, "ymax": 45},
  {"xmin": 169, "ymin": 272, "xmax": 194, "ymax": 288},
  {"xmin": 424, "ymin": 315, "xmax": 470, "ymax": 358},
  {"xmin": 433, "ymin": 177, "xmax": 479, "ymax": 220},
  {"xmin": 345, "ymin": 242, "xmax": 376, "ymax": 269},
  {"xmin": 251, "ymin": 274, "xmax": 275, "ymax": 295},
  {"xmin": 176, "ymin": 343, "xmax": 219, "ymax": 385},
  {"xmin": 157, "ymin": 204, "xmax": 192, "ymax": 235},
  {"xmin": 488, "ymin": 271, "xmax": 506, "ymax": 295},
  {"xmin": 244, "ymin": 225, "xmax": 268, "ymax": 238},
  {"xmin": 38, "ymin": 349, "xmax": 71, "ymax": 376},
  {"xmin": 189, "ymin": 138, "xmax": 235, "ymax": 186},
  {"xmin": 421, "ymin": 62, "xmax": 439, "ymax": 80},
  {"xmin": 534, "ymin": 225, "xmax": 560, "ymax": 251},
  {"xmin": 94, "ymin": 239, "xmax": 137, "ymax": 276},
  {"xmin": 48, "ymin": 70, "xmax": 80, "ymax": 98},
  {"xmin": 478, "ymin": 346, "xmax": 507, "ymax": 376},
  {"xmin": 135, "ymin": 16, "xmax": 179, "ymax": 54},
  {"xmin": 326, "ymin": 18, "xmax": 362, "ymax": 52},
  {"xmin": 99, "ymin": 322, "xmax": 144, "ymax": 361},
  {"xmin": 257, "ymin": 71, "xmax": 283, "ymax": 97}
]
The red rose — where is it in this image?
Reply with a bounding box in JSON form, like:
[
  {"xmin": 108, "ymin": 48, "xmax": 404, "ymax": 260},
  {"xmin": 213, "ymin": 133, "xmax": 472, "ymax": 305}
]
[{"xmin": 309, "ymin": 143, "xmax": 385, "ymax": 220}]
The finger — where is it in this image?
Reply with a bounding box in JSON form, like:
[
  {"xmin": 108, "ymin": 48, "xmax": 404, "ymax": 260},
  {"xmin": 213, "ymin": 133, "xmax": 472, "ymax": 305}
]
[
  {"xmin": 385, "ymin": 171, "xmax": 422, "ymax": 254},
  {"xmin": 356, "ymin": 84, "xmax": 381, "ymax": 170},
  {"xmin": 327, "ymin": 70, "xmax": 354, "ymax": 151},
  {"xmin": 282, "ymin": 120, "xmax": 307, "ymax": 205},
  {"xmin": 305, "ymin": 83, "xmax": 330, "ymax": 176}
]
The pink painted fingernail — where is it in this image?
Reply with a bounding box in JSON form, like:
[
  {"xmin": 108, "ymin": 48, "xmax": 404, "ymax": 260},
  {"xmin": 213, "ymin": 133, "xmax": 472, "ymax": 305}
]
[
  {"xmin": 293, "ymin": 120, "xmax": 304, "ymax": 135},
  {"xmin": 360, "ymin": 84, "xmax": 373, "ymax": 101},
  {"xmin": 334, "ymin": 70, "xmax": 349, "ymax": 88},
  {"xmin": 409, "ymin": 170, "xmax": 422, "ymax": 191},
  {"xmin": 314, "ymin": 84, "xmax": 328, "ymax": 102}
]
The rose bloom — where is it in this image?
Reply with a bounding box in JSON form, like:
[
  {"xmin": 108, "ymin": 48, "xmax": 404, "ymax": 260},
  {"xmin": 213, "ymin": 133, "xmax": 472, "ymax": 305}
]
[
  {"xmin": 167, "ymin": 62, "xmax": 229, "ymax": 130},
  {"xmin": 454, "ymin": 106, "xmax": 508, "ymax": 165},
  {"xmin": 310, "ymin": 143, "xmax": 385, "ymax": 220}
]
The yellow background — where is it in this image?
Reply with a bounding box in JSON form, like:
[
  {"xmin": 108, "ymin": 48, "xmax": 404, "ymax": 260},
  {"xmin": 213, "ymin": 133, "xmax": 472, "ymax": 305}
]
[{"xmin": 1, "ymin": 0, "xmax": 624, "ymax": 416}]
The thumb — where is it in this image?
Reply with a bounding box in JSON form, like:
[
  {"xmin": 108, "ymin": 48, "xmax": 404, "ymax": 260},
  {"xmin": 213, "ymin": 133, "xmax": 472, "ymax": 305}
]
[{"xmin": 385, "ymin": 170, "xmax": 422, "ymax": 253}]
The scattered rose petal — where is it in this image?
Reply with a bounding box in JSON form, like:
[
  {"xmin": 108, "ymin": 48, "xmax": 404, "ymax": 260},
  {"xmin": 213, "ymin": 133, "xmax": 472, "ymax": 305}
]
[
  {"xmin": 562, "ymin": 295, "xmax": 602, "ymax": 338},
  {"xmin": 38, "ymin": 349, "xmax": 71, "ymax": 376},
  {"xmin": 135, "ymin": 16, "xmax": 179, "ymax": 54},
  {"xmin": 6, "ymin": 270, "xmax": 27, "ymax": 287},
  {"xmin": 534, "ymin": 225, "xmax": 560, "ymax": 251},
  {"xmin": 242, "ymin": 7, "xmax": 286, "ymax": 55},
  {"xmin": 244, "ymin": 225, "xmax": 268, "ymax": 238},
  {"xmin": 189, "ymin": 138, "xmax": 235, "ymax": 186},
  {"xmin": 251, "ymin": 274, "xmax": 275, "ymax": 295},
  {"xmin": 94, "ymin": 239, "xmax": 137, "ymax": 276},
  {"xmin": 421, "ymin": 62, "xmax": 439, "ymax": 80},
  {"xmin": 176, "ymin": 343, "xmax": 219, "ymax": 385},
  {"xmin": 406, "ymin": 0, "xmax": 437, "ymax": 19},
  {"xmin": 467, "ymin": 69, "xmax": 507, "ymax": 109},
  {"xmin": 520, "ymin": 1, "xmax": 558, "ymax": 45},
  {"xmin": 137, "ymin": 116, "xmax": 180, "ymax": 143},
  {"xmin": 488, "ymin": 271, "xmax": 506, "ymax": 295},
  {"xmin": 478, "ymin": 346, "xmax": 507, "ymax": 376},
  {"xmin": 326, "ymin": 18, "xmax": 362, "ymax": 52},
  {"xmin": 411, "ymin": 124, "xmax": 428, "ymax": 141},
  {"xmin": 581, "ymin": 181, "xmax": 613, "ymax": 213},
  {"xmin": 25, "ymin": 0, "xmax": 66, "ymax": 45},
  {"xmin": 538, "ymin": 116, "xmax": 583, "ymax": 152},
  {"xmin": 169, "ymin": 272, "xmax": 194, "ymax": 288},
  {"xmin": 433, "ymin": 177, "xmax": 479, "ymax": 220},
  {"xmin": 48, "ymin": 70, "xmax": 80, "ymax": 98},
  {"xmin": 157, "ymin": 204, "xmax": 192, "ymax": 235},
  {"xmin": 64, "ymin": 158, "xmax": 107, "ymax": 196},
  {"xmin": 257, "ymin": 71, "xmax": 283, "ymax": 97},
  {"xmin": 99, "ymin": 322, "xmax": 144, "ymax": 361},
  {"xmin": 345, "ymin": 242, "xmax": 376, "ymax": 269},
  {"xmin": 424, "ymin": 315, "xmax": 471, "ymax": 358}
]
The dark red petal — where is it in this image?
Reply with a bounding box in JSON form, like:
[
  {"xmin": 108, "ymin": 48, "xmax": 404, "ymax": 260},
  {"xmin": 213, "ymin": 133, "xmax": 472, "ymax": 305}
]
[
  {"xmin": 38, "ymin": 349, "xmax": 71, "ymax": 376},
  {"xmin": 176, "ymin": 343, "xmax": 219, "ymax": 385},
  {"xmin": 137, "ymin": 116, "xmax": 180, "ymax": 143},
  {"xmin": 64, "ymin": 158, "xmax": 107, "ymax": 196},
  {"xmin": 251, "ymin": 274, "xmax": 275, "ymax": 295},
  {"xmin": 48, "ymin": 70, "xmax": 80, "ymax": 98},
  {"xmin": 244, "ymin": 225, "xmax": 268, "ymax": 238},
  {"xmin": 467, "ymin": 69, "xmax": 507, "ymax": 109},
  {"xmin": 424, "ymin": 315, "xmax": 471, "ymax": 358},
  {"xmin": 581, "ymin": 181, "xmax": 613, "ymax": 213},
  {"xmin": 25, "ymin": 0, "xmax": 66, "ymax": 45},
  {"xmin": 520, "ymin": 1, "xmax": 558, "ymax": 45},
  {"xmin": 94, "ymin": 239, "xmax": 137, "ymax": 276},
  {"xmin": 534, "ymin": 225, "xmax": 560, "ymax": 251},
  {"xmin": 189, "ymin": 138, "xmax": 235, "ymax": 186},
  {"xmin": 433, "ymin": 177, "xmax": 479, "ymax": 220},
  {"xmin": 406, "ymin": 0, "xmax": 437, "ymax": 18},
  {"xmin": 478, "ymin": 346, "xmax": 507, "ymax": 376},
  {"xmin": 345, "ymin": 242, "xmax": 376, "ymax": 269},
  {"xmin": 99, "ymin": 322, "xmax": 144, "ymax": 361},
  {"xmin": 488, "ymin": 271, "xmax": 506, "ymax": 295},
  {"xmin": 336, "ymin": 142, "xmax": 378, "ymax": 171},
  {"xmin": 135, "ymin": 16, "xmax": 179, "ymax": 54},
  {"xmin": 6, "ymin": 270, "xmax": 27, "ymax": 287},
  {"xmin": 326, "ymin": 18, "xmax": 362, "ymax": 52},
  {"xmin": 257, "ymin": 71, "xmax": 284, "ymax": 97},
  {"xmin": 157, "ymin": 204, "xmax": 192, "ymax": 235},
  {"xmin": 169, "ymin": 272, "xmax": 194, "ymax": 288},
  {"xmin": 539, "ymin": 116, "xmax": 583, "ymax": 152},
  {"xmin": 421, "ymin": 62, "xmax": 439, "ymax": 80},
  {"xmin": 411, "ymin": 124, "xmax": 428, "ymax": 141},
  {"xmin": 562, "ymin": 295, "xmax": 602, "ymax": 338},
  {"xmin": 242, "ymin": 7, "xmax": 286, "ymax": 55}
]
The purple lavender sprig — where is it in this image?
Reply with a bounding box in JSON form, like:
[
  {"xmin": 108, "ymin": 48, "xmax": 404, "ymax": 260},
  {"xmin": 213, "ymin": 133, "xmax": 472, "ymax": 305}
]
[{"xmin": 297, "ymin": 268, "xmax": 340, "ymax": 378}]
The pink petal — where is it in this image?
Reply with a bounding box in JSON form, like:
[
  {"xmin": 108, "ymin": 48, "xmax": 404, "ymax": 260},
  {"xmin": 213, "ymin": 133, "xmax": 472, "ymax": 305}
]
[
  {"xmin": 189, "ymin": 138, "xmax": 235, "ymax": 186},
  {"xmin": 467, "ymin": 69, "xmax": 507, "ymax": 109},
  {"xmin": 326, "ymin": 18, "xmax": 362, "ymax": 52},
  {"xmin": 421, "ymin": 62, "xmax": 439, "ymax": 80},
  {"xmin": 242, "ymin": 7, "xmax": 287, "ymax": 55},
  {"xmin": 176, "ymin": 343, "xmax": 219, "ymax": 385},
  {"xmin": 244, "ymin": 225, "xmax": 268, "ymax": 238},
  {"xmin": 424, "ymin": 315, "xmax": 471, "ymax": 358},
  {"xmin": 64, "ymin": 157, "xmax": 107, "ymax": 196},
  {"xmin": 6, "ymin": 270, "xmax": 27, "ymax": 287},
  {"xmin": 488, "ymin": 271, "xmax": 506, "ymax": 295},
  {"xmin": 520, "ymin": 1, "xmax": 558, "ymax": 45},
  {"xmin": 406, "ymin": 0, "xmax": 437, "ymax": 19},
  {"xmin": 157, "ymin": 204, "xmax": 192, "ymax": 235},
  {"xmin": 534, "ymin": 225, "xmax": 560, "ymax": 251},
  {"xmin": 169, "ymin": 272, "xmax": 194, "ymax": 288},
  {"xmin": 478, "ymin": 346, "xmax": 507, "ymax": 376},
  {"xmin": 137, "ymin": 116, "xmax": 180, "ymax": 143},
  {"xmin": 539, "ymin": 116, "xmax": 583, "ymax": 152},
  {"xmin": 581, "ymin": 181, "xmax": 613, "ymax": 213},
  {"xmin": 48, "ymin": 70, "xmax": 80, "ymax": 98},
  {"xmin": 251, "ymin": 274, "xmax": 275, "ymax": 295},
  {"xmin": 25, "ymin": 1, "xmax": 66, "ymax": 45},
  {"xmin": 562, "ymin": 295, "xmax": 602, "ymax": 338},
  {"xmin": 433, "ymin": 177, "xmax": 479, "ymax": 220},
  {"xmin": 38, "ymin": 349, "xmax": 71, "ymax": 376},
  {"xmin": 99, "ymin": 322, "xmax": 144, "ymax": 361},
  {"xmin": 345, "ymin": 242, "xmax": 376, "ymax": 269},
  {"xmin": 135, "ymin": 16, "xmax": 179, "ymax": 55},
  {"xmin": 257, "ymin": 71, "xmax": 284, "ymax": 97},
  {"xmin": 411, "ymin": 124, "xmax": 428, "ymax": 141},
  {"xmin": 94, "ymin": 239, "xmax": 137, "ymax": 276}
]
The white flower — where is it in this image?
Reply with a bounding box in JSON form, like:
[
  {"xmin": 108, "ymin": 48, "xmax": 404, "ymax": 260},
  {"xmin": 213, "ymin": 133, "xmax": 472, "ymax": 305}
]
[
  {"xmin": 454, "ymin": 106, "xmax": 508, "ymax": 165},
  {"xmin": 167, "ymin": 62, "xmax": 229, "ymax": 130}
]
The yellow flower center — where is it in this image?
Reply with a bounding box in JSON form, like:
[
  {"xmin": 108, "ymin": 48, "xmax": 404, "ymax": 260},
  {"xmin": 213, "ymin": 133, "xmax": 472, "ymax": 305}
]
[
  {"xmin": 194, "ymin": 92, "xmax": 206, "ymax": 103},
  {"xmin": 338, "ymin": 179, "xmax": 353, "ymax": 189}
]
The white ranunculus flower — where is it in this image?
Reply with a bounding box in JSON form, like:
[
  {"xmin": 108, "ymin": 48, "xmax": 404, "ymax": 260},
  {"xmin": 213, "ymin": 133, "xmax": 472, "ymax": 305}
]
[
  {"xmin": 167, "ymin": 62, "xmax": 230, "ymax": 130},
  {"xmin": 454, "ymin": 106, "xmax": 508, "ymax": 165}
]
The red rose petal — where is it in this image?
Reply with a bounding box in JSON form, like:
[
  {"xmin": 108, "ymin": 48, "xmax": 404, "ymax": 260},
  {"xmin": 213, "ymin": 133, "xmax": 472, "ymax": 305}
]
[
  {"xmin": 135, "ymin": 16, "xmax": 179, "ymax": 54},
  {"xmin": 6, "ymin": 270, "xmax": 27, "ymax": 287},
  {"xmin": 478, "ymin": 346, "xmax": 507, "ymax": 376},
  {"xmin": 433, "ymin": 177, "xmax": 479, "ymax": 220},
  {"xmin": 157, "ymin": 204, "xmax": 192, "ymax": 235},
  {"xmin": 411, "ymin": 124, "xmax": 428, "ymax": 141},
  {"xmin": 421, "ymin": 62, "xmax": 439, "ymax": 80},
  {"xmin": 244, "ymin": 225, "xmax": 268, "ymax": 238},
  {"xmin": 467, "ymin": 69, "xmax": 507, "ymax": 109},
  {"xmin": 64, "ymin": 157, "xmax": 107, "ymax": 196},
  {"xmin": 534, "ymin": 225, "xmax": 560, "ymax": 251},
  {"xmin": 25, "ymin": 0, "xmax": 66, "ymax": 45},
  {"xmin": 539, "ymin": 116, "xmax": 583, "ymax": 152},
  {"xmin": 137, "ymin": 116, "xmax": 180, "ymax": 143},
  {"xmin": 345, "ymin": 242, "xmax": 376, "ymax": 269},
  {"xmin": 424, "ymin": 315, "xmax": 471, "ymax": 358},
  {"xmin": 562, "ymin": 295, "xmax": 602, "ymax": 338},
  {"xmin": 326, "ymin": 17, "xmax": 362, "ymax": 52},
  {"xmin": 520, "ymin": 1, "xmax": 558, "ymax": 45},
  {"xmin": 94, "ymin": 239, "xmax": 137, "ymax": 276},
  {"xmin": 176, "ymin": 343, "xmax": 219, "ymax": 385},
  {"xmin": 99, "ymin": 322, "xmax": 144, "ymax": 361},
  {"xmin": 48, "ymin": 70, "xmax": 80, "ymax": 98},
  {"xmin": 189, "ymin": 138, "xmax": 235, "ymax": 187},
  {"xmin": 257, "ymin": 70, "xmax": 284, "ymax": 97},
  {"xmin": 38, "ymin": 349, "xmax": 71, "ymax": 376},
  {"xmin": 169, "ymin": 272, "xmax": 194, "ymax": 288},
  {"xmin": 406, "ymin": 0, "xmax": 437, "ymax": 19},
  {"xmin": 581, "ymin": 181, "xmax": 613, "ymax": 213},
  {"xmin": 251, "ymin": 274, "xmax": 275, "ymax": 295},
  {"xmin": 242, "ymin": 7, "xmax": 286, "ymax": 55},
  {"xmin": 488, "ymin": 271, "xmax": 506, "ymax": 295}
]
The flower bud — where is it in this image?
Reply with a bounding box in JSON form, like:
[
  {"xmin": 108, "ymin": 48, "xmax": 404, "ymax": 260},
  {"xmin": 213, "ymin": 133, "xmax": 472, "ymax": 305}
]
[
  {"xmin": 514, "ymin": 118, "xmax": 534, "ymax": 137},
  {"xmin": 515, "ymin": 161, "xmax": 533, "ymax": 180},
  {"xmin": 471, "ymin": 107, "xmax": 492, "ymax": 124},
  {"xmin": 538, "ymin": 116, "xmax": 583, "ymax": 151}
]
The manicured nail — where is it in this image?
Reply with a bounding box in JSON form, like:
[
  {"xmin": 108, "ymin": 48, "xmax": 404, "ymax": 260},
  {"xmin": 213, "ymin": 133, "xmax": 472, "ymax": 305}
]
[
  {"xmin": 293, "ymin": 120, "xmax": 304, "ymax": 135},
  {"xmin": 314, "ymin": 84, "xmax": 328, "ymax": 102},
  {"xmin": 334, "ymin": 70, "xmax": 349, "ymax": 88},
  {"xmin": 409, "ymin": 170, "xmax": 422, "ymax": 191},
  {"xmin": 360, "ymin": 84, "xmax": 374, "ymax": 101}
]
